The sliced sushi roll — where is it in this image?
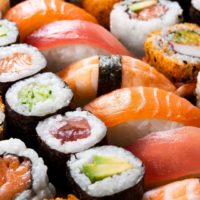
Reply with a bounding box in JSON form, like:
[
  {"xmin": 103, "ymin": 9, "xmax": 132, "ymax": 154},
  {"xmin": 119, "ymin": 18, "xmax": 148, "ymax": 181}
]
[
  {"xmin": 59, "ymin": 55, "xmax": 176, "ymax": 107},
  {"xmin": 110, "ymin": 0, "xmax": 183, "ymax": 57},
  {"xmin": 67, "ymin": 146, "xmax": 144, "ymax": 199},
  {"xmin": 0, "ymin": 97, "xmax": 5, "ymax": 140},
  {"xmin": 5, "ymin": 72, "xmax": 73, "ymax": 147},
  {"xmin": 145, "ymin": 23, "xmax": 200, "ymax": 83},
  {"xmin": 0, "ymin": 44, "xmax": 46, "ymax": 94},
  {"xmin": 189, "ymin": 0, "xmax": 200, "ymax": 26},
  {"xmin": 36, "ymin": 110, "xmax": 107, "ymax": 184},
  {"xmin": 25, "ymin": 20, "xmax": 130, "ymax": 72},
  {"xmin": 85, "ymin": 87, "xmax": 200, "ymax": 147},
  {"xmin": 0, "ymin": 19, "xmax": 19, "ymax": 46},
  {"xmin": 0, "ymin": 138, "xmax": 55, "ymax": 199}
]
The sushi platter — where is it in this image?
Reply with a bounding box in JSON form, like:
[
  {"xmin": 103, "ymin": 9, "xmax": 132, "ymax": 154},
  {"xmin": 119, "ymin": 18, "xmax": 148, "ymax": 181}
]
[{"xmin": 0, "ymin": 0, "xmax": 200, "ymax": 199}]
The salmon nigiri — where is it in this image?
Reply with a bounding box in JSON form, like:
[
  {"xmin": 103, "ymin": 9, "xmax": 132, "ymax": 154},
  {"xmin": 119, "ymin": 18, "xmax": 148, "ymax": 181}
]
[
  {"xmin": 127, "ymin": 127, "xmax": 200, "ymax": 189},
  {"xmin": 5, "ymin": 0, "xmax": 97, "ymax": 41},
  {"xmin": 59, "ymin": 56, "xmax": 176, "ymax": 106},
  {"xmin": 143, "ymin": 178, "xmax": 200, "ymax": 200},
  {"xmin": 85, "ymin": 87, "xmax": 200, "ymax": 147}
]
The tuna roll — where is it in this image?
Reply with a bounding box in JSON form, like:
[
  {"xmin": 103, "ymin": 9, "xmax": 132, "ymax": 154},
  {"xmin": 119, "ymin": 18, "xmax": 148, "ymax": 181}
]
[
  {"xmin": 0, "ymin": 44, "xmax": 46, "ymax": 94},
  {"xmin": 67, "ymin": 146, "xmax": 144, "ymax": 200},
  {"xmin": 0, "ymin": 138, "xmax": 55, "ymax": 199},
  {"xmin": 36, "ymin": 110, "xmax": 107, "ymax": 185},
  {"xmin": 5, "ymin": 72, "xmax": 73, "ymax": 147},
  {"xmin": 189, "ymin": 0, "xmax": 200, "ymax": 25},
  {"xmin": 110, "ymin": 0, "xmax": 183, "ymax": 57}
]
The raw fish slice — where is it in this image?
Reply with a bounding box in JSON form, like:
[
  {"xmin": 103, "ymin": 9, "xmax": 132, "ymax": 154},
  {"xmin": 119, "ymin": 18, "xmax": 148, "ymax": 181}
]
[{"xmin": 127, "ymin": 127, "xmax": 200, "ymax": 189}]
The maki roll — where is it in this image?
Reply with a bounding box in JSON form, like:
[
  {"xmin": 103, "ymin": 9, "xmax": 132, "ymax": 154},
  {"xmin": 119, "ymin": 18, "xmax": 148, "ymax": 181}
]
[
  {"xmin": 0, "ymin": 44, "xmax": 47, "ymax": 94},
  {"xmin": 0, "ymin": 20, "xmax": 19, "ymax": 47},
  {"xmin": 189, "ymin": 0, "xmax": 200, "ymax": 26},
  {"xmin": 0, "ymin": 138, "xmax": 55, "ymax": 199},
  {"xmin": 0, "ymin": 96, "xmax": 5, "ymax": 140},
  {"xmin": 145, "ymin": 23, "xmax": 200, "ymax": 83},
  {"xmin": 67, "ymin": 146, "xmax": 144, "ymax": 199},
  {"xmin": 36, "ymin": 110, "xmax": 107, "ymax": 184},
  {"xmin": 110, "ymin": 0, "xmax": 183, "ymax": 57},
  {"xmin": 5, "ymin": 72, "xmax": 73, "ymax": 147}
]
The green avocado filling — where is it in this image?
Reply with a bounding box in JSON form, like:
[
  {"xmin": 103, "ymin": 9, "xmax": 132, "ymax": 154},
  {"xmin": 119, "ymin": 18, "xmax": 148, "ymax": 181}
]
[
  {"xmin": 129, "ymin": 0, "xmax": 157, "ymax": 12},
  {"xmin": 173, "ymin": 30, "xmax": 200, "ymax": 46},
  {"xmin": 82, "ymin": 155, "xmax": 133, "ymax": 183},
  {"xmin": 18, "ymin": 83, "xmax": 53, "ymax": 112},
  {"xmin": 0, "ymin": 25, "xmax": 8, "ymax": 37}
]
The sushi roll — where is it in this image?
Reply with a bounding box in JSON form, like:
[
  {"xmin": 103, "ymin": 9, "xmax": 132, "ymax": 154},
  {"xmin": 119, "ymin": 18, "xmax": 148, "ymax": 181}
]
[
  {"xmin": 189, "ymin": 0, "xmax": 200, "ymax": 26},
  {"xmin": 0, "ymin": 44, "xmax": 46, "ymax": 94},
  {"xmin": 36, "ymin": 110, "xmax": 107, "ymax": 184},
  {"xmin": 25, "ymin": 20, "xmax": 130, "ymax": 72},
  {"xmin": 0, "ymin": 96, "xmax": 5, "ymax": 140},
  {"xmin": 110, "ymin": 0, "xmax": 183, "ymax": 57},
  {"xmin": 5, "ymin": 72, "xmax": 73, "ymax": 147},
  {"xmin": 0, "ymin": 20, "xmax": 19, "ymax": 47},
  {"xmin": 145, "ymin": 23, "xmax": 200, "ymax": 83},
  {"xmin": 67, "ymin": 146, "xmax": 144, "ymax": 199},
  {"xmin": 0, "ymin": 138, "xmax": 55, "ymax": 199},
  {"xmin": 59, "ymin": 55, "xmax": 175, "ymax": 107}
]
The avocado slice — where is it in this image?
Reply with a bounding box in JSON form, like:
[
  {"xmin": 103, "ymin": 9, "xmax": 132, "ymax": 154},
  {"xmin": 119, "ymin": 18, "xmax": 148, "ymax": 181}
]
[
  {"xmin": 129, "ymin": 0, "xmax": 157, "ymax": 12},
  {"xmin": 0, "ymin": 25, "xmax": 7, "ymax": 37}
]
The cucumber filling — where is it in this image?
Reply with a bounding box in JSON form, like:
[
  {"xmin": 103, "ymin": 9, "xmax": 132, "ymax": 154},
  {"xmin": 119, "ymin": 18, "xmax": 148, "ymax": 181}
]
[{"xmin": 0, "ymin": 25, "xmax": 8, "ymax": 37}]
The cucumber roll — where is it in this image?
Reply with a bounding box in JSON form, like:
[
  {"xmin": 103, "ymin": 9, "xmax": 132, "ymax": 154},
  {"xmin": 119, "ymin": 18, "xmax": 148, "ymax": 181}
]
[
  {"xmin": 36, "ymin": 110, "xmax": 107, "ymax": 186},
  {"xmin": 110, "ymin": 0, "xmax": 183, "ymax": 57},
  {"xmin": 189, "ymin": 0, "xmax": 200, "ymax": 26},
  {"xmin": 0, "ymin": 138, "xmax": 55, "ymax": 199},
  {"xmin": 0, "ymin": 44, "xmax": 47, "ymax": 94},
  {"xmin": 5, "ymin": 72, "xmax": 73, "ymax": 148},
  {"xmin": 145, "ymin": 23, "xmax": 200, "ymax": 83},
  {"xmin": 67, "ymin": 146, "xmax": 144, "ymax": 200}
]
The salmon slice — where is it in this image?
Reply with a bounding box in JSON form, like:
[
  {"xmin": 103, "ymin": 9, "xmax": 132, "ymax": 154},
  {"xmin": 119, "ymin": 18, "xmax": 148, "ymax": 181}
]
[
  {"xmin": 127, "ymin": 127, "xmax": 200, "ymax": 189},
  {"xmin": 0, "ymin": 154, "xmax": 31, "ymax": 200},
  {"xmin": 59, "ymin": 56, "xmax": 176, "ymax": 106},
  {"xmin": 84, "ymin": 87, "xmax": 200, "ymax": 146},
  {"xmin": 5, "ymin": 0, "xmax": 97, "ymax": 41},
  {"xmin": 143, "ymin": 178, "xmax": 200, "ymax": 200}
]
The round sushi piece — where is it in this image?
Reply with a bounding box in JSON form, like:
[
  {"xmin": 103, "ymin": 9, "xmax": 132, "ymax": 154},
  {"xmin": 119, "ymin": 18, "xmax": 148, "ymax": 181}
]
[
  {"xmin": 110, "ymin": 0, "xmax": 183, "ymax": 57},
  {"xmin": 5, "ymin": 72, "xmax": 73, "ymax": 147},
  {"xmin": 189, "ymin": 0, "xmax": 200, "ymax": 26},
  {"xmin": 0, "ymin": 138, "xmax": 55, "ymax": 199},
  {"xmin": 0, "ymin": 44, "xmax": 47, "ymax": 94},
  {"xmin": 0, "ymin": 96, "xmax": 5, "ymax": 140},
  {"xmin": 145, "ymin": 23, "xmax": 200, "ymax": 83},
  {"xmin": 67, "ymin": 146, "xmax": 144, "ymax": 199},
  {"xmin": 0, "ymin": 19, "xmax": 19, "ymax": 46},
  {"xmin": 36, "ymin": 110, "xmax": 107, "ymax": 185}
]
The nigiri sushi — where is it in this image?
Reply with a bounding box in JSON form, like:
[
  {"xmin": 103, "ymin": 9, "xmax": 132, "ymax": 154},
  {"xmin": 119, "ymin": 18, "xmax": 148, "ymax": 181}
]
[
  {"xmin": 143, "ymin": 178, "xmax": 200, "ymax": 200},
  {"xmin": 127, "ymin": 127, "xmax": 200, "ymax": 189},
  {"xmin": 59, "ymin": 55, "xmax": 176, "ymax": 106},
  {"xmin": 25, "ymin": 20, "xmax": 130, "ymax": 72},
  {"xmin": 5, "ymin": 0, "xmax": 97, "ymax": 41},
  {"xmin": 85, "ymin": 87, "xmax": 200, "ymax": 147}
]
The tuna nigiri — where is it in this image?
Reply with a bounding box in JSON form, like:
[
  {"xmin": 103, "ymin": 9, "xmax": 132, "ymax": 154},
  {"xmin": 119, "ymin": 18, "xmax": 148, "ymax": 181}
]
[
  {"xmin": 85, "ymin": 87, "xmax": 200, "ymax": 147},
  {"xmin": 127, "ymin": 127, "xmax": 200, "ymax": 189},
  {"xmin": 5, "ymin": 0, "xmax": 97, "ymax": 41},
  {"xmin": 25, "ymin": 20, "xmax": 131, "ymax": 72},
  {"xmin": 59, "ymin": 55, "xmax": 176, "ymax": 106},
  {"xmin": 143, "ymin": 178, "xmax": 200, "ymax": 200}
]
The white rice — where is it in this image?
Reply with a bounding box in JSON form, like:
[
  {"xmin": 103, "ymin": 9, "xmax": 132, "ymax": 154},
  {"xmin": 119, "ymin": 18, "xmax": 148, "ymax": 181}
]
[
  {"xmin": 0, "ymin": 20, "xmax": 18, "ymax": 47},
  {"xmin": 43, "ymin": 44, "xmax": 109, "ymax": 72},
  {"xmin": 195, "ymin": 72, "xmax": 200, "ymax": 107},
  {"xmin": 0, "ymin": 44, "xmax": 46, "ymax": 82},
  {"xmin": 0, "ymin": 138, "xmax": 55, "ymax": 200},
  {"xmin": 110, "ymin": 0, "xmax": 182, "ymax": 57},
  {"xmin": 192, "ymin": 0, "xmax": 200, "ymax": 10},
  {"xmin": 6, "ymin": 72, "xmax": 73, "ymax": 116},
  {"xmin": 36, "ymin": 110, "xmax": 107, "ymax": 154},
  {"xmin": 67, "ymin": 146, "xmax": 144, "ymax": 197}
]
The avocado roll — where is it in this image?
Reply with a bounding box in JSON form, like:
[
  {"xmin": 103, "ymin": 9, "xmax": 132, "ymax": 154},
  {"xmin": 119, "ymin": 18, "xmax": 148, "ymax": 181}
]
[
  {"xmin": 110, "ymin": 0, "xmax": 183, "ymax": 57},
  {"xmin": 0, "ymin": 138, "xmax": 55, "ymax": 199},
  {"xmin": 0, "ymin": 19, "xmax": 19, "ymax": 46},
  {"xmin": 36, "ymin": 110, "xmax": 107, "ymax": 186},
  {"xmin": 0, "ymin": 44, "xmax": 47, "ymax": 94},
  {"xmin": 67, "ymin": 146, "xmax": 144, "ymax": 200},
  {"xmin": 5, "ymin": 72, "xmax": 73, "ymax": 148},
  {"xmin": 145, "ymin": 23, "xmax": 200, "ymax": 83},
  {"xmin": 189, "ymin": 0, "xmax": 200, "ymax": 26}
]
